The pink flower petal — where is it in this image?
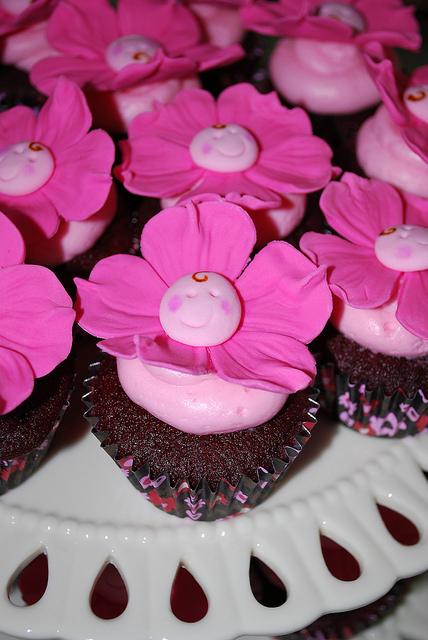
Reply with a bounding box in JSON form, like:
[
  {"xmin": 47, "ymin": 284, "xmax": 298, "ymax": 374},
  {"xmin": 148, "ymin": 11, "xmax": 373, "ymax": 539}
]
[
  {"xmin": 141, "ymin": 200, "xmax": 256, "ymax": 285},
  {"xmin": 210, "ymin": 331, "xmax": 316, "ymax": 394},
  {"xmin": 0, "ymin": 347, "xmax": 34, "ymax": 415},
  {"xmin": 137, "ymin": 334, "xmax": 210, "ymax": 375},
  {"xmin": 0, "ymin": 106, "xmax": 36, "ymax": 147},
  {"xmin": 111, "ymin": 52, "xmax": 195, "ymax": 90},
  {"xmin": 241, "ymin": 0, "xmax": 307, "ymax": 37},
  {"xmin": 409, "ymin": 66, "xmax": 428, "ymax": 87},
  {"xmin": 0, "ymin": 190, "xmax": 60, "ymax": 239},
  {"xmin": 402, "ymin": 127, "xmax": 428, "ymax": 165},
  {"xmin": 356, "ymin": 0, "xmax": 421, "ymax": 50},
  {"xmin": 0, "ymin": 264, "xmax": 74, "ymax": 378},
  {"xmin": 98, "ymin": 336, "xmax": 138, "ymax": 359},
  {"xmin": 31, "ymin": 55, "xmax": 115, "ymax": 95},
  {"xmin": 320, "ymin": 173, "xmax": 405, "ymax": 247},
  {"xmin": 236, "ymin": 241, "xmax": 332, "ymax": 343},
  {"xmin": 34, "ymin": 77, "xmax": 92, "ymax": 150},
  {"xmin": 184, "ymin": 42, "xmax": 244, "ymax": 71},
  {"xmin": 180, "ymin": 172, "xmax": 281, "ymax": 209},
  {"xmin": 363, "ymin": 47, "xmax": 407, "ymax": 126},
  {"xmin": 402, "ymin": 191, "xmax": 428, "ymax": 227},
  {"xmin": 43, "ymin": 130, "xmax": 114, "ymax": 221},
  {"xmin": 0, "ymin": 212, "xmax": 25, "ymax": 267},
  {"xmin": 300, "ymin": 232, "xmax": 399, "ymax": 308},
  {"xmin": 396, "ymin": 271, "xmax": 428, "ymax": 340},
  {"xmin": 75, "ymin": 254, "xmax": 165, "ymax": 339}
]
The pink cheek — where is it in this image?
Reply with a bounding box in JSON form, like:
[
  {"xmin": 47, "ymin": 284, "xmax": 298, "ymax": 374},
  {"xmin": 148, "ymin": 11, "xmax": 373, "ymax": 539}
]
[
  {"xmin": 168, "ymin": 294, "xmax": 183, "ymax": 312},
  {"xmin": 221, "ymin": 299, "xmax": 231, "ymax": 316},
  {"xmin": 201, "ymin": 143, "xmax": 213, "ymax": 155},
  {"xmin": 396, "ymin": 245, "xmax": 413, "ymax": 259}
]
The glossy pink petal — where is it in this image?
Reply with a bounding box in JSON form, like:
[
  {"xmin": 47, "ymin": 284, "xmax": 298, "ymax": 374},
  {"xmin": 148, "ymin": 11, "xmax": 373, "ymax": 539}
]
[
  {"xmin": 35, "ymin": 77, "xmax": 92, "ymax": 150},
  {"xmin": 210, "ymin": 331, "xmax": 316, "ymax": 394},
  {"xmin": 402, "ymin": 192, "xmax": 428, "ymax": 227},
  {"xmin": 98, "ymin": 336, "xmax": 139, "ymax": 359},
  {"xmin": 0, "ymin": 190, "xmax": 60, "ymax": 239},
  {"xmin": 0, "ymin": 347, "xmax": 34, "ymax": 415},
  {"xmin": 236, "ymin": 242, "xmax": 332, "ymax": 343},
  {"xmin": 31, "ymin": 55, "xmax": 115, "ymax": 95},
  {"xmin": 184, "ymin": 42, "xmax": 244, "ymax": 71},
  {"xmin": 250, "ymin": 135, "xmax": 333, "ymax": 195},
  {"xmin": 409, "ymin": 66, "xmax": 428, "ymax": 87},
  {"xmin": 402, "ymin": 128, "xmax": 428, "ymax": 165},
  {"xmin": 0, "ymin": 0, "xmax": 54, "ymax": 37},
  {"xmin": 356, "ymin": 0, "xmax": 420, "ymax": 50},
  {"xmin": 396, "ymin": 271, "xmax": 428, "ymax": 340},
  {"xmin": 137, "ymin": 334, "xmax": 210, "ymax": 375},
  {"xmin": 0, "ymin": 106, "xmax": 36, "ymax": 147},
  {"xmin": 43, "ymin": 130, "xmax": 114, "ymax": 221},
  {"xmin": 0, "ymin": 264, "xmax": 74, "ymax": 378},
  {"xmin": 320, "ymin": 173, "xmax": 405, "ymax": 247},
  {"xmin": 141, "ymin": 200, "xmax": 256, "ymax": 285},
  {"xmin": 75, "ymin": 254, "xmax": 165, "ymax": 339},
  {"xmin": 0, "ymin": 212, "xmax": 25, "ymax": 267},
  {"xmin": 118, "ymin": 0, "xmax": 201, "ymax": 52},
  {"xmin": 300, "ymin": 232, "xmax": 399, "ymax": 308},
  {"xmin": 363, "ymin": 47, "xmax": 407, "ymax": 126},
  {"xmin": 111, "ymin": 52, "xmax": 195, "ymax": 90},
  {"xmin": 241, "ymin": 0, "xmax": 306, "ymax": 37}
]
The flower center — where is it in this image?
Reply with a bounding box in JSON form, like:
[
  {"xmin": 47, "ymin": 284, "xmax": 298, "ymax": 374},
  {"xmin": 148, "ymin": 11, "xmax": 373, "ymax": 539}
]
[
  {"xmin": 189, "ymin": 123, "xmax": 259, "ymax": 173},
  {"xmin": 0, "ymin": 141, "xmax": 55, "ymax": 196},
  {"xmin": 316, "ymin": 2, "xmax": 365, "ymax": 32},
  {"xmin": 403, "ymin": 84, "xmax": 428, "ymax": 124},
  {"xmin": 105, "ymin": 35, "xmax": 160, "ymax": 72},
  {"xmin": 374, "ymin": 224, "xmax": 428, "ymax": 272},
  {"xmin": 0, "ymin": 0, "xmax": 33, "ymax": 16},
  {"xmin": 159, "ymin": 272, "xmax": 242, "ymax": 347}
]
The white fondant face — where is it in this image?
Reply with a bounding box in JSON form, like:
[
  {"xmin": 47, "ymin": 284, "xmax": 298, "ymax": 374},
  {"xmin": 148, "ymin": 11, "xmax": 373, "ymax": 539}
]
[
  {"xmin": 159, "ymin": 272, "xmax": 242, "ymax": 347},
  {"xmin": 317, "ymin": 2, "xmax": 365, "ymax": 32},
  {"xmin": 0, "ymin": 0, "xmax": 32, "ymax": 16},
  {"xmin": 189, "ymin": 123, "xmax": 259, "ymax": 173},
  {"xmin": 0, "ymin": 141, "xmax": 55, "ymax": 196},
  {"xmin": 105, "ymin": 34, "xmax": 160, "ymax": 72},
  {"xmin": 374, "ymin": 225, "xmax": 428, "ymax": 272},
  {"xmin": 404, "ymin": 85, "xmax": 428, "ymax": 124}
]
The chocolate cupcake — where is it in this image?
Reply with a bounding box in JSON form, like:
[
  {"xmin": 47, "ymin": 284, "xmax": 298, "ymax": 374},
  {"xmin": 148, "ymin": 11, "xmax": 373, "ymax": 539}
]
[
  {"xmin": 0, "ymin": 213, "xmax": 75, "ymax": 494},
  {"xmin": 301, "ymin": 173, "xmax": 428, "ymax": 437},
  {"xmin": 76, "ymin": 199, "xmax": 332, "ymax": 520}
]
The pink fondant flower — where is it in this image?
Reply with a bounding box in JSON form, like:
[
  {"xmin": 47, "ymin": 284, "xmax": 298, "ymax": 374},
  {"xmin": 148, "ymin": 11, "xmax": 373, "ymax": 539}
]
[
  {"xmin": 0, "ymin": 213, "xmax": 75, "ymax": 414},
  {"xmin": 0, "ymin": 0, "xmax": 56, "ymax": 37},
  {"xmin": 300, "ymin": 173, "xmax": 428, "ymax": 340},
  {"xmin": 0, "ymin": 76, "xmax": 114, "ymax": 240},
  {"xmin": 75, "ymin": 200, "xmax": 332, "ymax": 394},
  {"xmin": 364, "ymin": 48, "xmax": 428, "ymax": 164},
  {"xmin": 242, "ymin": 0, "xmax": 420, "ymax": 50},
  {"xmin": 118, "ymin": 83, "xmax": 333, "ymax": 209},
  {"xmin": 30, "ymin": 0, "xmax": 243, "ymax": 96}
]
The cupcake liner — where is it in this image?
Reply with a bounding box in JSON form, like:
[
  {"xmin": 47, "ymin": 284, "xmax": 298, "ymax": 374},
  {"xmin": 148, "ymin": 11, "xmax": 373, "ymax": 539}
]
[
  {"xmin": 0, "ymin": 386, "xmax": 72, "ymax": 495},
  {"xmin": 321, "ymin": 363, "xmax": 428, "ymax": 438},
  {"xmin": 83, "ymin": 361, "xmax": 319, "ymax": 521},
  {"xmin": 278, "ymin": 582, "xmax": 404, "ymax": 639}
]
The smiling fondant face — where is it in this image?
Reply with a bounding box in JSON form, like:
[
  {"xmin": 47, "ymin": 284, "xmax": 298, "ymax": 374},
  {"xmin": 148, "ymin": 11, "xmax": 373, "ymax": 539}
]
[
  {"xmin": 105, "ymin": 34, "xmax": 160, "ymax": 72},
  {"xmin": 404, "ymin": 85, "xmax": 428, "ymax": 124},
  {"xmin": 374, "ymin": 225, "xmax": 428, "ymax": 272},
  {"xmin": 0, "ymin": 141, "xmax": 55, "ymax": 196},
  {"xmin": 316, "ymin": 2, "xmax": 365, "ymax": 32},
  {"xmin": 0, "ymin": 0, "xmax": 32, "ymax": 16},
  {"xmin": 159, "ymin": 271, "xmax": 242, "ymax": 346},
  {"xmin": 189, "ymin": 124, "xmax": 259, "ymax": 173}
]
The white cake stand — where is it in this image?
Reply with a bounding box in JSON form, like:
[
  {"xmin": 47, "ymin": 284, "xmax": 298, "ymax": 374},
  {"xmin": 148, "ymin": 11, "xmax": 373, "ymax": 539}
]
[{"xmin": 1, "ymin": 395, "xmax": 428, "ymax": 640}]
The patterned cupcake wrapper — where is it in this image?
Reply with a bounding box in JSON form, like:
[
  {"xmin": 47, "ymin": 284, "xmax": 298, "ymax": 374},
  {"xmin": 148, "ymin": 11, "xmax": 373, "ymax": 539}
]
[
  {"xmin": 83, "ymin": 362, "xmax": 319, "ymax": 521},
  {"xmin": 278, "ymin": 581, "xmax": 404, "ymax": 639},
  {"xmin": 321, "ymin": 363, "xmax": 428, "ymax": 438},
  {"xmin": 0, "ymin": 388, "xmax": 72, "ymax": 495}
]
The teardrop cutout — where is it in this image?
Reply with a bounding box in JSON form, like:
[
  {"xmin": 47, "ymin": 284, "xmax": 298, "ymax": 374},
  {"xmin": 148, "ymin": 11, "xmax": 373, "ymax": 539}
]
[
  {"xmin": 249, "ymin": 556, "xmax": 287, "ymax": 607},
  {"xmin": 377, "ymin": 504, "xmax": 420, "ymax": 546},
  {"xmin": 170, "ymin": 565, "xmax": 208, "ymax": 623},
  {"xmin": 8, "ymin": 552, "xmax": 48, "ymax": 607},
  {"xmin": 90, "ymin": 562, "xmax": 128, "ymax": 620},
  {"xmin": 320, "ymin": 535, "xmax": 361, "ymax": 581}
]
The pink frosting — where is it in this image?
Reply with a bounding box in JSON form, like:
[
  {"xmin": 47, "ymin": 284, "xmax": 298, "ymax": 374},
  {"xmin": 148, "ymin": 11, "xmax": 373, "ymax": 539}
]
[
  {"xmin": 186, "ymin": 2, "xmax": 244, "ymax": 47},
  {"xmin": 269, "ymin": 38, "xmax": 379, "ymax": 114},
  {"xmin": 0, "ymin": 0, "xmax": 56, "ymax": 37},
  {"xmin": 30, "ymin": 0, "xmax": 243, "ymax": 96},
  {"xmin": 119, "ymin": 83, "xmax": 334, "ymax": 209},
  {"xmin": 241, "ymin": 0, "xmax": 421, "ymax": 51},
  {"xmin": 25, "ymin": 186, "xmax": 117, "ymax": 265},
  {"xmin": 75, "ymin": 199, "xmax": 332, "ymax": 434},
  {"xmin": 300, "ymin": 173, "xmax": 428, "ymax": 356},
  {"xmin": 117, "ymin": 358, "xmax": 288, "ymax": 434},
  {"xmin": 0, "ymin": 77, "xmax": 115, "ymax": 247},
  {"xmin": 1, "ymin": 20, "xmax": 58, "ymax": 71},
  {"xmin": 0, "ymin": 212, "xmax": 75, "ymax": 415}
]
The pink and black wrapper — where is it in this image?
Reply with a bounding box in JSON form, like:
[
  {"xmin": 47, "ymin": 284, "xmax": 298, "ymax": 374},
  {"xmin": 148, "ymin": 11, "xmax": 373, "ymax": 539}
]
[
  {"xmin": 83, "ymin": 361, "xmax": 319, "ymax": 521},
  {"xmin": 321, "ymin": 364, "xmax": 428, "ymax": 438}
]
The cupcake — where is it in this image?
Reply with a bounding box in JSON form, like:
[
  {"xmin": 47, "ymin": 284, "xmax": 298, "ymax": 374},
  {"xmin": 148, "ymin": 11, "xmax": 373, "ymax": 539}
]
[
  {"xmin": 29, "ymin": 0, "xmax": 244, "ymax": 133},
  {"xmin": 357, "ymin": 52, "xmax": 428, "ymax": 199},
  {"xmin": 118, "ymin": 83, "xmax": 334, "ymax": 245},
  {"xmin": 75, "ymin": 199, "xmax": 331, "ymax": 520},
  {"xmin": 301, "ymin": 173, "xmax": 428, "ymax": 438},
  {"xmin": 0, "ymin": 212, "xmax": 75, "ymax": 494},
  {"xmin": 0, "ymin": 76, "xmax": 121, "ymax": 276}
]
